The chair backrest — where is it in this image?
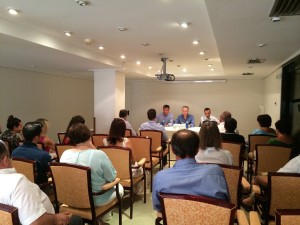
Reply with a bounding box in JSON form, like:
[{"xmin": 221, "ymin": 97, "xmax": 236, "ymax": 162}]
[
  {"xmin": 140, "ymin": 130, "xmax": 163, "ymax": 151},
  {"xmin": 50, "ymin": 162, "xmax": 93, "ymax": 209},
  {"xmin": 57, "ymin": 132, "xmax": 66, "ymax": 144},
  {"xmin": 221, "ymin": 142, "xmax": 243, "ymax": 167},
  {"xmin": 91, "ymin": 134, "xmax": 108, "ymax": 148},
  {"xmin": 267, "ymin": 172, "xmax": 300, "ymax": 221},
  {"xmin": 248, "ymin": 134, "xmax": 275, "ymax": 154},
  {"xmin": 125, "ymin": 129, "xmax": 132, "ymax": 137},
  {"xmin": 219, "ymin": 164, "xmax": 243, "ymax": 208},
  {"xmin": 275, "ymin": 209, "xmax": 300, "ymax": 225},
  {"xmin": 0, "ymin": 203, "xmax": 20, "ymax": 225},
  {"xmin": 101, "ymin": 146, "xmax": 131, "ymax": 180},
  {"xmin": 11, "ymin": 158, "xmax": 37, "ymax": 183},
  {"xmin": 55, "ymin": 144, "xmax": 75, "ymax": 161},
  {"xmin": 255, "ymin": 145, "xmax": 291, "ymax": 175},
  {"xmin": 160, "ymin": 193, "xmax": 236, "ymax": 225},
  {"xmin": 127, "ymin": 136, "xmax": 152, "ymax": 163}
]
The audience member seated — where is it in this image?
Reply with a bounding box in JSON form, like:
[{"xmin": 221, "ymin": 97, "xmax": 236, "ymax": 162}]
[
  {"xmin": 60, "ymin": 123, "xmax": 124, "ymax": 224},
  {"xmin": 218, "ymin": 111, "xmax": 232, "ymax": 133},
  {"xmin": 175, "ymin": 105, "xmax": 195, "ymax": 127},
  {"xmin": 140, "ymin": 108, "xmax": 168, "ymax": 142},
  {"xmin": 267, "ymin": 119, "xmax": 293, "ymax": 147},
  {"xmin": 156, "ymin": 104, "xmax": 174, "ymax": 126},
  {"xmin": 0, "ymin": 115, "xmax": 23, "ymax": 152},
  {"xmin": 251, "ymin": 114, "xmax": 276, "ymax": 135},
  {"xmin": 291, "ymin": 130, "xmax": 300, "ymax": 159},
  {"xmin": 36, "ymin": 118, "xmax": 56, "ymax": 154},
  {"xmin": 62, "ymin": 115, "xmax": 85, "ymax": 144},
  {"xmin": 242, "ymin": 154, "xmax": 300, "ymax": 207},
  {"xmin": 199, "ymin": 107, "xmax": 220, "ymax": 126},
  {"xmin": 195, "ymin": 121, "xmax": 234, "ymax": 165},
  {"xmin": 103, "ymin": 118, "xmax": 142, "ymax": 177},
  {"xmin": 0, "ymin": 140, "xmax": 83, "ymax": 225},
  {"xmin": 119, "ymin": 109, "xmax": 137, "ymax": 136},
  {"xmin": 221, "ymin": 118, "xmax": 246, "ymax": 150},
  {"xmin": 11, "ymin": 122, "xmax": 52, "ymax": 184},
  {"xmin": 152, "ymin": 129, "xmax": 229, "ymax": 213}
]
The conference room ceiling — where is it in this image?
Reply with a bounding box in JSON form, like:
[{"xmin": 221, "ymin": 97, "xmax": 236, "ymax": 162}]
[{"xmin": 0, "ymin": 0, "xmax": 299, "ymax": 80}]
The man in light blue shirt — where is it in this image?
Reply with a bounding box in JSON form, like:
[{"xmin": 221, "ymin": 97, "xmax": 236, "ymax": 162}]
[
  {"xmin": 152, "ymin": 129, "xmax": 230, "ymax": 212},
  {"xmin": 175, "ymin": 106, "xmax": 195, "ymax": 127},
  {"xmin": 140, "ymin": 109, "xmax": 168, "ymax": 141},
  {"xmin": 156, "ymin": 104, "xmax": 174, "ymax": 126}
]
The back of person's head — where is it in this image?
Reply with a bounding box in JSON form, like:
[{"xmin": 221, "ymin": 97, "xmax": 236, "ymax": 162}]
[
  {"xmin": 224, "ymin": 118, "xmax": 237, "ymax": 132},
  {"xmin": 119, "ymin": 109, "xmax": 129, "ymax": 118},
  {"xmin": 6, "ymin": 115, "xmax": 21, "ymax": 130},
  {"xmin": 220, "ymin": 111, "xmax": 232, "ymax": 122},
  {"xmin": 68, "ymin": 123, "xmax": 92, "ymax": 144},
  {"xmin": 275, "ymin": 119, "xmax": 292, "ymax": 135},
  {"xmin": 171, "ymin": 130, "xmax": 199, "ymax": 158},
  {"xmin": 66, "ymin": 115, "xmax": 85, "ymax": 132},
  {"xmin": 257, "ymin": 114, "xmax": 272, "ymax": 127},
  {"xmin": 23, "ymin": 122, "xmax": 43, "ymax": 142},
  {"xmin": 199, "ymin": 121, "xmax": 221, "ymax": 150},
  {"xmin": 147, "ymin": 109, "xmax": 156, "ymax": 120},
  {"xmin": 107, "ymin": 118, "xmax": 126, "ymax": 145},
  {"xmin": 163, "ymin": 104, "xmax": 170, "ymax": 109},
  {"xmin": 0, "ymin": 140, "xmax": 9, "ymax": 159},
  {"xmin": 204, "ymin": 107, "xmax": 210, "ymax": 112},
  {"xmin": 35, "ymin": 118, "xmax": 49, "ymax": 134}
]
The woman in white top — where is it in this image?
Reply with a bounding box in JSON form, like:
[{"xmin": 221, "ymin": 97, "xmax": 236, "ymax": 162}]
[{"xmin": 195, "ymin": 121, "xmax": 233, "ymax": 165}]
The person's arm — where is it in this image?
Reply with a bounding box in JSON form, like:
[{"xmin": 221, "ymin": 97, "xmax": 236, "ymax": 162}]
[
  {"xmin": 31, "ymin": 212, "xmax": 71, "ymax": 225},
  {"xmin": 175, "ymin": 115, "xmax": 180, "ymax": 124}
]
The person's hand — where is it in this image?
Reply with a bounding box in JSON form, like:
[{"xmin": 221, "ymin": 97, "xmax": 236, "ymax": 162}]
[{"xmin": 55, "ymin": 212, "xmax": 71, "ymax": 225}]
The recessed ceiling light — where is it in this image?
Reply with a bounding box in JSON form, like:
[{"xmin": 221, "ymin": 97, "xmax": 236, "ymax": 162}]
[
  {"xmin": 208, "ymin": 64, "xmax": 212, "ymax": 67},
  {"xmin": 99, "ymin": 46, "xmax": 104, "ymax": 50},
  {"xmin": 8, "ymin": 8, "xmax": 18, "ymax": 15},
  {"xmin": 180, "ymin": 22, "xmax": 188, "ymax": 28},
  {"xmin": 182, "ymin": 68, "xmax": 187, "ymax": 72},
  {"xmin": 210, "ymin": 68, "xmax": 215, "ymax": 71},
  {"xmin": 120, "ymin": 55, "xmax": 125, "ymax": 59},
  {"xmin": 136, "ymin": 61, "xmax": 141, "ymax": 65},
  {"xmin": 64, "ymin": 32, "xmax": 72, "ymax": 37},
  {"xmin": 258, "ymin": 43, "xmax": 266, "ymax": 48},
  {"xmin": 75, "ymin": 0, "xmax": 88, "ymax": 6},
  {"xmin": 118, "ymin": 27, "xmax": 127, "ymax": 31},
  {"xmin": 271, "ymin": 17, "xmax": 282, "ymax": 22},
  {"xmin": 199, "ymin": 51, "xmax": 205, "ymax": 55},
  {"xmin": 192, "ymin": 40, "xmax": 199, "ymax": 45},
  {"xmin": 148, "ymin": 66, "xmax": 152, "ymax": 69}
]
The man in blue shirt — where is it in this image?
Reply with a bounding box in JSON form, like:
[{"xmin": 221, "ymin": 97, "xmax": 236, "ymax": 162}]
[
  {"xmin": 175, "ymin": 105, "xmax": 195, "ymax": 127},
  {"xmin": 156, "ymin": 104, "xmax": 174, "ymax": 126},
  {"xmin": 152, "ymin": 129, "xmax": 230, "ymax": 213},
  {"xmin": 11, "ymin": 122, "xmax": 52, "ymax": 184}
]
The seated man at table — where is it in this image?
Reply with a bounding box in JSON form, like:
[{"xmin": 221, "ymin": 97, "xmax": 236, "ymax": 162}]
[
  {"xmin": 156, "ymin": 104, "xmax": 174, "ymax": 126},
  {"xmin": 152, "ymin": 129, "xmax": 229, "ymax": 213},
  {"xmin": 140, "ymin": 109, "xmax": 168, "ymax": 142},
  {"xmin": 200, "ymin": 107, "xmax": 220, "ymax": 126},
  {"xmin": 218, "ymin": 111, "xmax": 232, "ymax": 133},
  {"xmin": 175, "ymin": 106, "xmax": 195, "ymax": 127},
  {"xmin": 11, "ymin": 121, "xmax": 52, "ymax": 184},
  {"xmin": 119, "ymin": 109, "xmax": 137, "ymax": 136}
]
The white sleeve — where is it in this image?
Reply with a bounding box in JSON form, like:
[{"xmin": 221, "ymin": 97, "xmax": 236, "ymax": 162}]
[
  {"xmin": 11, "ymin": 176, "xmax": 51, "ymax": 225},
  {"xmin": 278, "ymin": 156, "xmax": 300, "ymax": 173}
]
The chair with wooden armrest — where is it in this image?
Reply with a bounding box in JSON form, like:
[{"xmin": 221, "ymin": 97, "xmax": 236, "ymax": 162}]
[
  {"xmin": 54, "ymin": 144, "xmax": 75, "ymax": 161},
  {"xmin": 57, "ymin": 132, "xmax": 66, "ymax": 144},
  {"xmin": 125, "ymin": 129, "xmax": 132, "ymax": 137},
  {"xmin": 275, "ymin": 209, "xmax": 300, "ymax": 225},
  {"xmin": 101, "ymin": 146, "xmax": 146, "ymax": 219},
  {"xmin": 140, "ymin": 130, "xmax": 169, "ymax": 169},
  {"xmin": 221, "ymin": 142, "xmax": 243, "ymax": 167},
  {"xmin": 11, "ymin": 158, "xmax": 37, "ymax": 184},
  {"xmin": 49, "ymin": 162, "xmax": 122, "ymax": 225},
  {"xmin": 91, "ymin": 134, "xmax": 108, "ymax": 148},
  {"xmin": 0, "ymin": 203, "xmax": 20, "ymax": 225},
  {"xmin": 158, "ymin": 193, "xmax": 236, "ymax": 225},
  {"xmin": 127, "ymin": 136, "xmax": 160, "ymax": 192}
]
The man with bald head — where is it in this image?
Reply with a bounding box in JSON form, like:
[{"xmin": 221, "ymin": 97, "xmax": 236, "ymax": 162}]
[{"xmin": 152, "ymin": 130, "xmax": 229, "ymax": 213}]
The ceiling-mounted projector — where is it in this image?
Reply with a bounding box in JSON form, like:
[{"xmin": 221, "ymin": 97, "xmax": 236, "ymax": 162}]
[{"xmin": 155, "ymin": 57, "xmax": 175, "ymax": 81}]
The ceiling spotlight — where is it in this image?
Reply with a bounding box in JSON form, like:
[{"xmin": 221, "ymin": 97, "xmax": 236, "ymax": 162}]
[
  {"xmin": 192, "ymin": 40, "xmax": 199, "ymax": 45},
  {"xmin": 208, "ymin": 64, "xmax": 212, "ymax": 67},
  {"xmin": 75, "ymin": 0, "xmax": 88, "ymax": 6},
  {"xmin": 210, "ymin": 68, "xmax": 215, "ymax": 71},
  {"xmin": 84, "ymin": 38, "xmax": 92, "ymax": 45},
  {"xmin": 180, "ymin": 22, "xmax": 188, "ymax": 28},
  {"xmin": 199, "ymin": 51, "xmax": 205, "ymax": 55},
  {"xmin": 136, "ymin": 61, "xmax": 141, "ymax": 65},
  {"xmin": 182, "ymin": 68, "xmax": 187, "ymax": 72},
  {"xmin": 98, "ymin": 46, "xmax": 104, "ymax": 50},
  {"xmin": 118, "ymin": 27, "xmax": 127, "ymax": 31},
  {"xmin": 8, "ymin": 8, "xmax": 18, "ymax": 15},
  {"xmin": 148, "ymin": 66, "xmax": 152, "ymax": 69},
  {"xmin": 258, "ymin": 43, "xmax": 266, "ymax": 48},
  {"xmin": 120, "ymin": 55, "xmax": 125, "ymax": 59},
  {"xmin": 64, "ymin": 32, "xmax": 72, "ymax": 37},
  {"xmin": 271, "ymin": 17, "xmax": 282, "ymax": 22}
]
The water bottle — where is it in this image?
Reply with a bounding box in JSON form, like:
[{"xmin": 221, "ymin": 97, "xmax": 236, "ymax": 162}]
[
  {"xmin": 161, "ymin": 120, "xmax": 165, "ymax": 126},
  {"xmin": 185, "ymin": 121, "xmax": 188, "ymax": 129}
]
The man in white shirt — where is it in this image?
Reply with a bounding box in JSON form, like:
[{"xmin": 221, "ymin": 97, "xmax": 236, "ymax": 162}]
[
  {"xmin": 200, "ymin": 107, "xmax": 220, "ymax": 126},
  {"xmin": 0, "ymin": 140, "xmax": 82, "ymax": 225}
]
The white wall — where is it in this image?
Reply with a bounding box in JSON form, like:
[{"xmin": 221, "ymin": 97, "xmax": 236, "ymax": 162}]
[
  {"xmin": 263, "ymin": 68, "xmax": 282, "ymax": 123},
  {"xmin": 125, "ymin": 79, "xmax": 265, "ymax": 138},
  {"xmin": 0, "ymin": 67, "xmax": 94, "ymax": 142}
]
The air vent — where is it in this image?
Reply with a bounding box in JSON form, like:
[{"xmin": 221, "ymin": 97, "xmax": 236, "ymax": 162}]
[
  {"xmin": 247, "ymin": 58, "xmax": 265, "ymax": 64},
  {"xmin": 269, "ymin": 0, "xmax": 300, "ymax": 17},
  {"xmin": 242, "ymin": 72, "xmax": 254, "ymax": 76}
]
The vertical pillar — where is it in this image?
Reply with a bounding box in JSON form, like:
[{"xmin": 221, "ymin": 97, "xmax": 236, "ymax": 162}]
[{"xmin": 94, "ymin": 70, "xmax": 125, "ymax": 133}]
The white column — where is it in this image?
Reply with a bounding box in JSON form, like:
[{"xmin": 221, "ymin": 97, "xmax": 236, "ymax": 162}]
[{"xmin": 94, "ymin": 70, "xmax": 125, "ymax": 133}]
